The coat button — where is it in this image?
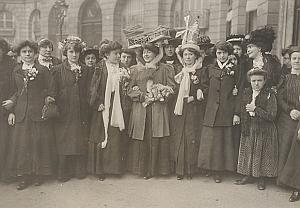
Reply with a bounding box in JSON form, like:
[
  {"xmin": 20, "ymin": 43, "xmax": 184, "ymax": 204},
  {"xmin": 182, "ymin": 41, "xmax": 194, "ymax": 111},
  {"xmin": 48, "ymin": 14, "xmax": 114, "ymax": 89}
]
[{"xmin": 216, "ymin": 89, "xmax": 220, "ymax": 92}]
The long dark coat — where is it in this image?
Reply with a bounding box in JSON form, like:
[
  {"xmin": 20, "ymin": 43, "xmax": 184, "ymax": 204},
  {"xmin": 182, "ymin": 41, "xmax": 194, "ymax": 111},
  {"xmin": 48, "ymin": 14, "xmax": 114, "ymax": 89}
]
[
  {"xmin": 172, "ymin": 67, "xmax": 207, "ymax": 175},
  {"xmin": 201, "ymin": 62, "xmax": 241, "ymax": 127},
  {"xmin": 50, "ymin": 60, "xmax": 89, "ymax": 155},
  {"xmin": 6, "ymin": 63, "xmax": 55, "ymax": 176},
  {"xmin": 87, "ymin": 60, "xmax": 129, "ymax": 175}
]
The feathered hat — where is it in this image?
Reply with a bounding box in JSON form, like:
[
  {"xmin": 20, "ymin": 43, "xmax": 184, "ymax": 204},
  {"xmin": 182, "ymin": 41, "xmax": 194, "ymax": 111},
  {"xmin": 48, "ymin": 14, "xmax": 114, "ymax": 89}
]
[
  {"xmin": 244, "ymin": 26, "xmax": 276, "ymax": 52},
  {"xmin": 176, "ymin": 15, "xmax": 201, "ymax": 52}
]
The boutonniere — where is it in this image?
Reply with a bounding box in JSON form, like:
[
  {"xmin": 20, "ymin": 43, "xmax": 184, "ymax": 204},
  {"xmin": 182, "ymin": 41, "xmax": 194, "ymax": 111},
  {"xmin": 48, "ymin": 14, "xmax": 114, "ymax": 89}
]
[
  {"xmin": 70, "ymin": 64, "xmax": 82, "ymax": 81},
  {"xmin": 190, "ymin": 74, "xmax": 200, "ymax": 84},
  {"xmin": 223, "ymin": 61, "xmax": 235, "ymax": 77},
  {"xmin": 27, "ymin": 67, "xmax": 39, "ymax": 81}
]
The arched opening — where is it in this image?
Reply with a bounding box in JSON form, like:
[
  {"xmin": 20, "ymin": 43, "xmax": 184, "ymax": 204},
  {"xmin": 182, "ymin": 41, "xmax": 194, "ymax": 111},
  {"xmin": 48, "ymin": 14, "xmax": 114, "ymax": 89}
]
[
  {"xmin": 0, "ymin": 10, "xmax": 15, "ymax": 44},
  {"xmin": 78, "ymin": 0, "xmax": 102, "ymax": 47},
  {"xmin": 48, "ymin": 7, "xmax": 59, "ymax": 56},
  {"xmin": 29, "ymin": 9, "xmax": 41, "ymax": 41}
]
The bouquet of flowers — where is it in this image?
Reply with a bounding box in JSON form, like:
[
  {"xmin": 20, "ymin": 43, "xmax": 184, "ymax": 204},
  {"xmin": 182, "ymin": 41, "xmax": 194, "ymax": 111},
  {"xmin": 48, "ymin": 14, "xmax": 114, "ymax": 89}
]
[
  {"xmin": 119, "ymin": 67, "xmax": 131, "ymax": 94},
  {"xmin": 142, "ymin": 82, "xmax": 174, "ymax": 107}
]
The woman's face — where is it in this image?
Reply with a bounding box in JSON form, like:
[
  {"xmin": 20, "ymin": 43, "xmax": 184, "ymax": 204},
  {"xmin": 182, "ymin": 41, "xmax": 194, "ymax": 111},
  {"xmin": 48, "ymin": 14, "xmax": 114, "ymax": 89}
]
[
  {"xmin": 164, "ymin": 45, "xmax": 175, "ymax": 57},
  {"xmin": 20, "ymin": 46, "xmax": 35, "ymax": 63},
  {"xmin": 250, "ymin": 75, "xmax": 265, "ymax": 91},
  {"xmin": 291, "ymin": 52, "xmax": 300, "ymax": 70},
  {"xmin": 247, "ymin": 44, "xmax": 261, "ymax": 59},
  {"xmin": 84, "ymin": 54, "xmax": 97, "ymax": 67},
  {"xmin": 233, "ymin": 45, "xmax": 243, "ymax": 57},
  {"xmin": 107, "ymin": 49, "xmax": 121, "ymax": 64},
  {"xmin": 67, "ymin": 47, "xmax": 80, "ymax": 64},
  {"xmin": 216, "ymin": 49, "xmax": 228, "ymax": 63},
  {"xmin": 39, "ymin": 45, "xmax": 52, "ymax": 57},
  {"xmin": 183, "ymin": 49, "xmax": 196, "ymax": 66},
  {"xmin": 120, "ymin": 52, "xmax": 133, "ymax": 67},
  {"xmin": 143, "ymin": 48, "xmax": 156, "ymax": 63}
]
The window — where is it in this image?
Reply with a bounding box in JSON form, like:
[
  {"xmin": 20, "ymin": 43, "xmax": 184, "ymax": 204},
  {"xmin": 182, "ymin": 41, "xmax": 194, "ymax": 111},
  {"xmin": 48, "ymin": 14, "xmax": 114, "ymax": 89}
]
[
  {"xmin": 0, "ymin": 10, "xmax": 13, "ymax": 29},
  {"xmin": 246, "ymin": 10, "xmax": 257, "ymax": 33}
]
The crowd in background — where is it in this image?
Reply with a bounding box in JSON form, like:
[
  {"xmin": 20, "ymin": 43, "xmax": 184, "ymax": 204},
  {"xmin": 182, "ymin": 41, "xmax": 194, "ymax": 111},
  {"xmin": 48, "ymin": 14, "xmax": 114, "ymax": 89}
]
[{"xmin": 0, "ymin": 23, "xmax": 300, "ymax": 203}]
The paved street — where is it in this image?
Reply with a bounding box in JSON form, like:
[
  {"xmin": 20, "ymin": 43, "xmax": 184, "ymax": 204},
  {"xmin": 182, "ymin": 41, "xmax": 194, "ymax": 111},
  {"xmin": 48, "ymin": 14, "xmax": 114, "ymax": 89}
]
[{"xmin": 0, "ymin": 174, "xmax": 298, "ymax": 208}]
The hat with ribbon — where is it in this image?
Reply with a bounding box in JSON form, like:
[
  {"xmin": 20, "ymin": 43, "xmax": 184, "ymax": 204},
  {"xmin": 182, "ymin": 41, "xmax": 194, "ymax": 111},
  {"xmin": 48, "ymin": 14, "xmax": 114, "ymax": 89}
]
[{"xmin": 176, "ymin": 15, "xmax": 201, "ymax": 52}]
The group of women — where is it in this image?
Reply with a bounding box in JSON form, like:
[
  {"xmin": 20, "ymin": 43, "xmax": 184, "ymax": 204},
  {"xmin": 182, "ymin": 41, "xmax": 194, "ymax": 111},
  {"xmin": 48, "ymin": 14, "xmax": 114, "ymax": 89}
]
[{"xmin": 0, "ymin": 25, "xmax": 300, "ymax": 203}]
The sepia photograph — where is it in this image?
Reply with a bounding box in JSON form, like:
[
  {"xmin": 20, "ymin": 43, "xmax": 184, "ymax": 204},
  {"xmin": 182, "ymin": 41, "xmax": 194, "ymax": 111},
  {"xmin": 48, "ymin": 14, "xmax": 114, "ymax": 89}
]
[{"xmin": 0, "ymin": 0, "xmax": 300, "ymax": 207}]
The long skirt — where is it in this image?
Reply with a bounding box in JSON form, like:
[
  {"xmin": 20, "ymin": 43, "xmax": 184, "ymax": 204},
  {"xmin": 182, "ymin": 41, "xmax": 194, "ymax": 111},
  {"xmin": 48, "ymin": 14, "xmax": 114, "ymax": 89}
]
[
  {"xmin": 278, "ymin": 122, "xmax": 300, "ymax": 190},
  {"xmin": 276, "ymin": 112, "xmax": 298, "ymax": 177},
  {"xmin": 237, "ymin": 127, "xmax": 278, "ymax": 177},
  {"xmin": 6, "ymin": 116, "xmax": 55, "ymax": 177},
  {"xmin": 87, "ymin": 126, "xmax": 123, "ymax": 175},
  {"xmin": 0, "ymin": 115, "xmax": 10, "ymax": 179},
  {"xmin": 57, "ymin": 155, "xmax": 86, "ymax": 179},
  {"xmin": 128, "ymin": 106, "xmax": 171, "ymax": 176},
  {"xmin": 172, "ymin": 101, "xmax": 200, "ymax": 176},
  {"xmin": 197, "ymin": 126, "xmax": 235, "ymax": 172}
]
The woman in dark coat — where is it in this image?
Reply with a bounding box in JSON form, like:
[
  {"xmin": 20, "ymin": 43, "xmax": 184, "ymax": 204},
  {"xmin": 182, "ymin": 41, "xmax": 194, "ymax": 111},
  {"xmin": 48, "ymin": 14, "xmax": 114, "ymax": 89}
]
[
  {"xmin": 172, "ymin": 43, "xmax": 206, "ymax": 180},
  {"xmin": 51, "ymin": 36, "xmax": 89, "ymax": 182},
  {"xmin": 5, "ymin": 40, "xmax": 55, "ymax": 190},
  {"xmin": 197, "ymin": 41, "xmax": 241, "ymax": 183},
  {"xmin": 127, "ymin": 42, "xmax": 175, "ymax": 179},
  {"xmin": 278, "ymin": 47, "xmax": 300, "ymax": 202},
  {"xmin": 245, "ymin": 26, "xmax": 281, "ymax": 89},
  {"xmin": 235, "ymin": 68, "xmax": 278, "ymax": 190},
  {"xmin": 88, "ymin": 41, "xmax": 129, "ymax": 180},
  {"xmin": 0, "ymin": 38, "xmax": 16, "ymax": 180},
  {"xmin": 276, "ymin": 47, "xmax": 300, "ymax": 182}
]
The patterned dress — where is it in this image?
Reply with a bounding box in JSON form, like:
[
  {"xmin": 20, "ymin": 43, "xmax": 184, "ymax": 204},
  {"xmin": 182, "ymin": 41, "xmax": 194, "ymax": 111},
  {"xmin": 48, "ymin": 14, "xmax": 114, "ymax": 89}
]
[{"xmin": 237, "ymin": 87, "xmax": 278, "ymax": 177}]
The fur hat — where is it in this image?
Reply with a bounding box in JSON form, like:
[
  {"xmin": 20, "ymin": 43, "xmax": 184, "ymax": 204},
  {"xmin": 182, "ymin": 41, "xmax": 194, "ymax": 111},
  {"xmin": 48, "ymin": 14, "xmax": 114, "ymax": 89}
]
[{"xmin": 245, "ymin": 26, "xmax": 276, "ymax": 52}]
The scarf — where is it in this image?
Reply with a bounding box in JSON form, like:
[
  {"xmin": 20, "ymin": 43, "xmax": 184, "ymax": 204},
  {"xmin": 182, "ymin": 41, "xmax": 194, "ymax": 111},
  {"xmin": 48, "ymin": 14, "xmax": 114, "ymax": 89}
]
[
  {"xmin": 249, "ymin": 90, "xmax": 260, "ymax": 116},
  {"xmin": 174, "ymin": 65, "xmax": 195, "ymax": 115},
  {"xmin": 102, "ymin": 61, "xmax": 125, "ymax": 143}
]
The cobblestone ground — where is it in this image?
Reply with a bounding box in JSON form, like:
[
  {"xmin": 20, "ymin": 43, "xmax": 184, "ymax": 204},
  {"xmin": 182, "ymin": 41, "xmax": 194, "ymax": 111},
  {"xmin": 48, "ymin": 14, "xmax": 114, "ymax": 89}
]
[{"xmin": 0, "ymin": 174, "xmax": 298, "ymax": 208}]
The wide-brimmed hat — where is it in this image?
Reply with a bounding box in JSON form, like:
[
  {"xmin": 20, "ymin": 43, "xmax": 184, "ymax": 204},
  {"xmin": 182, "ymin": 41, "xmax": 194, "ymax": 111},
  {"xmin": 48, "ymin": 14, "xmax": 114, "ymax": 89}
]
[
  {"xmin": 162, "ymin": 29, "xmax": 182, "ymax": 47},
  {"xmin": 244, "ymin": 26, "xmax": 276, "ymax": 52},
  {"xmin": 226, "ymin": 34, "xmax": 245, "ymax": 45},
  {"xmin": 198, "ymin": 35, "xmax": 214, "ymax": 50}
]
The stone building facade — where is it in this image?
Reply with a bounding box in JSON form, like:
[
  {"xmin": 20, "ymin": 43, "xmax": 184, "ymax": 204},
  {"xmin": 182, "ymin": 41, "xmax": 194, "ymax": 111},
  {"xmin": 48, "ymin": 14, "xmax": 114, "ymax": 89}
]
[{"xmin": 0, "ymin": 0, "xmax": 299, "ymax": 57}]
